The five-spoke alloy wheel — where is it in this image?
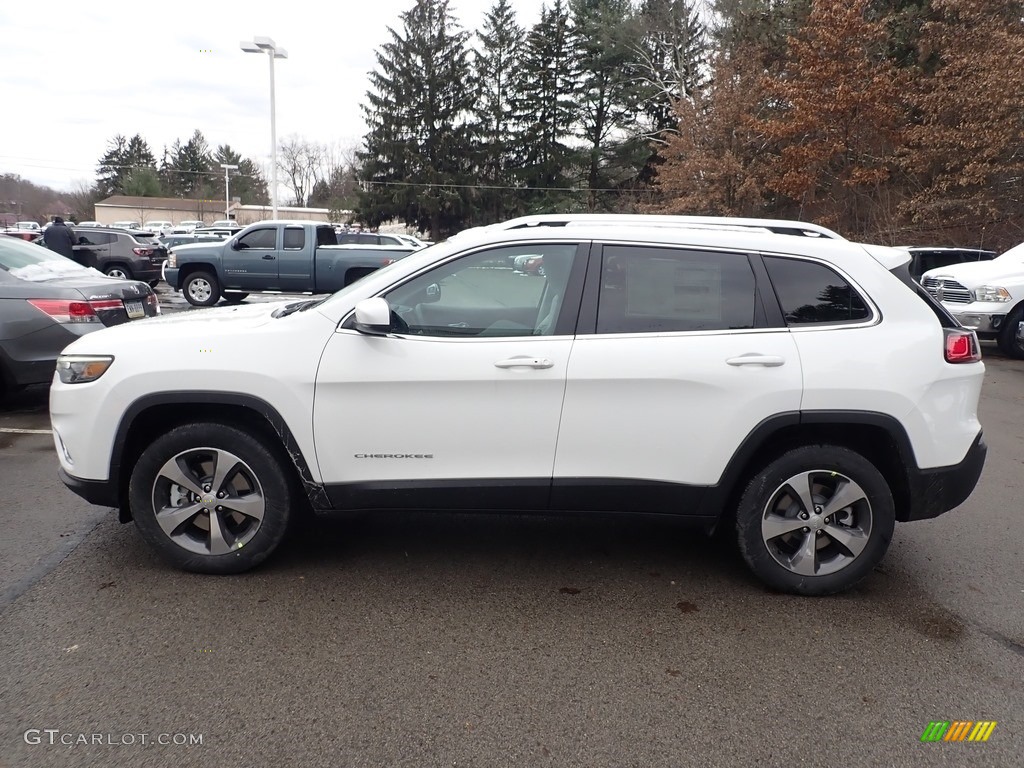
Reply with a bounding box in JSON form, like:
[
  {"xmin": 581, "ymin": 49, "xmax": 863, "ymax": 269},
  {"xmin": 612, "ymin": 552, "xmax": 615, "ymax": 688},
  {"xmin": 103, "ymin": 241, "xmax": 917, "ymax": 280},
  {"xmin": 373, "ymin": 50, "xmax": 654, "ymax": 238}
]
[
  {"xmin": 129, "ymin": 423, "xmax": 293, "ymax": 573},
  {"xmin": 736, "ymin": 445, "xmax": 895, "ymax": 595}
]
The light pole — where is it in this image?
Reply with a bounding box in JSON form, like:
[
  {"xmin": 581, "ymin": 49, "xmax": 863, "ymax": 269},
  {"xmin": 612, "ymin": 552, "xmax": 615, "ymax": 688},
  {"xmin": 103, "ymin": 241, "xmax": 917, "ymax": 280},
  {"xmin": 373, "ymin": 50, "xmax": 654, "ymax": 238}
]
[
  {"xmin": 241, "ymin": 37, "xmax": 287, "ymax": 220},
  {"xmin": 220, "ymin": 163, "xmax": 238, "ymax": 221}
]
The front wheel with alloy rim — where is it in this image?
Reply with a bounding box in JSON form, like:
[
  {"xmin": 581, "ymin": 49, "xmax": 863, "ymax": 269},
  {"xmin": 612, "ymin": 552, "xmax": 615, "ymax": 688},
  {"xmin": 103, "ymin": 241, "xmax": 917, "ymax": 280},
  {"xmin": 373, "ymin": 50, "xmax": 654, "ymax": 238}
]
[
  {"xmin": 128, "ymin": 423, "xmax": 293, "ymax": 573},
  {"xmin": 183, "ymin": 270, "xmax": 221, "ymax": 307},
  {"xmin": 996, "ymin": 303, "xmax": 1024, "ymax": 359},
  {"xmin": 735, "ymin": 445, "xmax": 895, "ymax": 596}
]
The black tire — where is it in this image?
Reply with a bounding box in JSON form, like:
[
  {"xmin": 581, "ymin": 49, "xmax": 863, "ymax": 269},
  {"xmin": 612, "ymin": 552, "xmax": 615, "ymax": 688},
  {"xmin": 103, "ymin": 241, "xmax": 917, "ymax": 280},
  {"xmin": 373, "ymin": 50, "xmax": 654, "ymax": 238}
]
[
  {"xmin": 735, "ymin": 445, "xmax": 895, "ymax": 596},
  {"xmin": 996, "ymin": 303, "xmax": 1024, "ymax": 358},
  {"xmin": 148, "ymin": 279, "xmax": 161, "ymax": 288},
  {"xmin": 104, "ymin": 264, "xmax": 133, "ymax": 280},
  {"xmin": 128, "ymin": 423, "xmax": 293, "ymax": 574},
  {"xmin": 183, "ymin": 270, "xmax": 221, "ymax": 307},
  {"xmin": 223, "ymin": 292, "xmax": 249, "ymax": 303}
]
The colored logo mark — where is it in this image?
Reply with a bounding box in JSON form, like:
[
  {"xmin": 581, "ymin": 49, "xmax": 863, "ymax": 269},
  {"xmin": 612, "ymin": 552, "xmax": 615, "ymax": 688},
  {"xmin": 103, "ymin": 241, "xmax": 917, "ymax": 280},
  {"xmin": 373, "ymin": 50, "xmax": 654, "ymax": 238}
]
[{"xmin": 921, "ymin": 721, "xmax": 997, "ymax": 742}]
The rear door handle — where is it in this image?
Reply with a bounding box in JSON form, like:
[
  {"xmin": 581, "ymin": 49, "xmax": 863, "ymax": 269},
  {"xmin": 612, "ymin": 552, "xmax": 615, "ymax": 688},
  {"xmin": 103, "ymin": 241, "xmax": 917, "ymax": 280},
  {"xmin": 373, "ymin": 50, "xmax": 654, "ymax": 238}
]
[
  {"xmin": 726, "ymin": 354, "xmax": 785, "ymax": 367},
  {"xmin": 262, "ymin": 254, "xmax": 277, "ymax": 260},
  {"xmin": 494, "ymin": 357, "xmax": 554, "ymax": 369}
]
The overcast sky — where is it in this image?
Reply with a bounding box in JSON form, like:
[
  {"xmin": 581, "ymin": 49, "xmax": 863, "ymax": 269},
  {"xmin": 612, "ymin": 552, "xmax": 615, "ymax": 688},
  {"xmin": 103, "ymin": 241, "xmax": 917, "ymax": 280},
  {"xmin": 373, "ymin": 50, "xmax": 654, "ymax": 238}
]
[{"xmin": 1, "ymin": 0, "xmax": 550, "ymax": 195}]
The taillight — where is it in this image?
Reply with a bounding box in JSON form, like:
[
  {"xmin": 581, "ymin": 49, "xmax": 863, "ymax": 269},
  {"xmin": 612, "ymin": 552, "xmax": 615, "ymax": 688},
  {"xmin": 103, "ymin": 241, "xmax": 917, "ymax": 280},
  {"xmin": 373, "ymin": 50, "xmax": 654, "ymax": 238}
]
[
  {"xmin": 27, "ymin": 299, "xmax": 101, "ymax": 324},
  {"xmin": 944, "ymin": 329, "xmax": 981, "ymax": 363},
  {"xmin": 145, "ymin": 293, "xmax": 161, "ymax": 315},
  {"xmin": 133, "ymin": 247, "xmax": 154, "ymax": 256}
]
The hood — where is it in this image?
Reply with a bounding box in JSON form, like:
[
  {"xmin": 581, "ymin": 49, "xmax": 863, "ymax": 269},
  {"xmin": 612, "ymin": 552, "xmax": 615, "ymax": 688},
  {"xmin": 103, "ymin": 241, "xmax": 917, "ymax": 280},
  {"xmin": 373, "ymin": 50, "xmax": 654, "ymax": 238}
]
[
  {"xmin": 922, "ymin": 252, "xmax": 1024, "ymax": 286},
  {"xmin": 63, "ymin": 300, "xmax": 290, "ymax": 355}
]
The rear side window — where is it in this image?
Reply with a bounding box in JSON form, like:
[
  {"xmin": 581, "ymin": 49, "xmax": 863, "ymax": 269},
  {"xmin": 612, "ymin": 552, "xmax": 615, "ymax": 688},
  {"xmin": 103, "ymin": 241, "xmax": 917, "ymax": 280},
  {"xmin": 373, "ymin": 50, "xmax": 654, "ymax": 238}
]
[
  {"xmin": 76, "ymin": 231, "xmax": 114, "ymax": 245},
  {"xmin": 596, "ymin": 246, "xmax": 757, "ymax": 334},
  {"xmin": 284, "ymin": 228, "xmax": 305, "ymax": 250},
  {"xmin": 764, "ymin": 256, "xmax": 870, "ymax": 325}
]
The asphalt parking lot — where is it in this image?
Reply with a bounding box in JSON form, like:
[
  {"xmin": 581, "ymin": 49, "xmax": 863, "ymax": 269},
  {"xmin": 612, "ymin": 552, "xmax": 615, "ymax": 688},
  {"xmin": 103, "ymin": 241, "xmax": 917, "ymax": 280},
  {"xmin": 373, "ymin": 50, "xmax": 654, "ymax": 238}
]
[{"xmin": 0, "ymin": 301, "xmax": 1021, "ymax": 766}]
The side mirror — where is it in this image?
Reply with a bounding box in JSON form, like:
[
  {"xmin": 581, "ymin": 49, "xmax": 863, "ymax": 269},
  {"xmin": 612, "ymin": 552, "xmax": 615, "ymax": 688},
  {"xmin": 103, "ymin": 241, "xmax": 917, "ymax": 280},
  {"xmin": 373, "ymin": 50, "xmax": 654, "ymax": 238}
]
[
  {"xmin": 229, "ymin": 239, "xmax": 240, "ymax": 249},
  {"xmin": 353, "ymin": 297, "xmax": 392, "ymax": 336}
]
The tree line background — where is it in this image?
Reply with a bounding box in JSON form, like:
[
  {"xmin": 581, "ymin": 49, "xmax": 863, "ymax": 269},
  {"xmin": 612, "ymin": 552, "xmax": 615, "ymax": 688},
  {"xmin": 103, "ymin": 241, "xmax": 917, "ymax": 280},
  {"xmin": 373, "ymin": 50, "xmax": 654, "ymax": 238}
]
[{"xmin": 7, "ymin": 0, "xmax": 1022, "ymax": 250}]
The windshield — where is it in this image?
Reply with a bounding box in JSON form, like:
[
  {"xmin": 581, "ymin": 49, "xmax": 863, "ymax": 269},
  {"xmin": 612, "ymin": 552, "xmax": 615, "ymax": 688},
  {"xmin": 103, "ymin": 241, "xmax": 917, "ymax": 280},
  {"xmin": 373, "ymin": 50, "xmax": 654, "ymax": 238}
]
[
  {"xmin": 315, "ymin": 239, "xmax": 458, "ymax": 312},
  {"xmin": 0, "ymin": 236, "xmax": 97, "ymax": 281}
]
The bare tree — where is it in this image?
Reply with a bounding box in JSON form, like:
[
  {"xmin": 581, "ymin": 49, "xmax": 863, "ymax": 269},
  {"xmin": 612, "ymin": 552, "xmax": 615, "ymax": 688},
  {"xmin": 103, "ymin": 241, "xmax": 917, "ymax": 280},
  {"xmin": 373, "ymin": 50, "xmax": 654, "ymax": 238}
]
[{"xmin": 277, "ymin": 135, "xmax": 326, "ymax": 207}]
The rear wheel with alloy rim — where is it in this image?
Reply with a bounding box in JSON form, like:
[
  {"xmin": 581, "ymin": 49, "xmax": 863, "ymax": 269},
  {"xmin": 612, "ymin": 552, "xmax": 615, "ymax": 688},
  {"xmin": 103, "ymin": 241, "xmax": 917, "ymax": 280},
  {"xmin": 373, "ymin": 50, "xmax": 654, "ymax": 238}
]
[
  {"xmin": 735, "ymin": 445, "xmax": 895, "ymax": 595},
  {"xmin": 128, "ymin": 423, "xmax": 293, "ymax": 573},
  {"xmin": 104, "ymin": 264, "xmax": 133, "ymax": 280}
]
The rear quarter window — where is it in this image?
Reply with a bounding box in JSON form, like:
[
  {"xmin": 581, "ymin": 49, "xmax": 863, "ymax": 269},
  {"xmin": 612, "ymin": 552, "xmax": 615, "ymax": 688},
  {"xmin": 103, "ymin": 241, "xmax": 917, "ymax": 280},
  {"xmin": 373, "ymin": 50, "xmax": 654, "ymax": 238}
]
[{"xmin": 763, "ymin": 256, "xmax": 870, "ymax": 325}]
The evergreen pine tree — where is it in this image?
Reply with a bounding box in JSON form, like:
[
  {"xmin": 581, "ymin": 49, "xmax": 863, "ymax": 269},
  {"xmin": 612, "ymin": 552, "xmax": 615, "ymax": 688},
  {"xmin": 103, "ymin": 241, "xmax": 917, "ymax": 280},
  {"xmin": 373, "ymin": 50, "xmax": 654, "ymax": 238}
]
[
  {"xmin": 472, "ymin": 0, "xmax": 527, "ymax": 223},
  {"xmin": 358, "ymin": 0, "xmax": 477, "ymax": 240},
  {"xmin": 513, "ymin": 0, "xmax": 581, "ymax": 212}
]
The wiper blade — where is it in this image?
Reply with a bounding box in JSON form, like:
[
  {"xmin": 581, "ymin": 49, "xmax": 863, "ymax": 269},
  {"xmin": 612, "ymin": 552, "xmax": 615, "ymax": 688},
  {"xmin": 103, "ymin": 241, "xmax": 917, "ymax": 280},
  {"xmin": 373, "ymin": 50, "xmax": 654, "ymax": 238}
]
[{"xmin": 273, "ymin": 299, "xmax": 322, "ymax": 318}]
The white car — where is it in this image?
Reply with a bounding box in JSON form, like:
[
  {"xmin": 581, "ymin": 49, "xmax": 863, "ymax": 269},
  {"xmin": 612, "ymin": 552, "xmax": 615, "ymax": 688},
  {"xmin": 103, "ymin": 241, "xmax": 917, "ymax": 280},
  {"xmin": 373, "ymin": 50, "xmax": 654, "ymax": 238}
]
[
  {"xmin": 145, "ymin": 221, "xmax": 173, "ymax": 234},
  {"xmin": 50, "ymin": 214, "xmax": 986, "ymax": 595},
  {"xmin": 177, "ymin": 220, "xmax": 205, "ymax": 233},
  {"xmin": 209, "ymin": 219, "xmax": 241, "ymax": 229},
  {"xmin": 111, "ymin": 220, "xmax": 142, "ymax": 230},
  {"xmin": 921, "ymin": 241, "xmax": 1024, "ymax": 358}
]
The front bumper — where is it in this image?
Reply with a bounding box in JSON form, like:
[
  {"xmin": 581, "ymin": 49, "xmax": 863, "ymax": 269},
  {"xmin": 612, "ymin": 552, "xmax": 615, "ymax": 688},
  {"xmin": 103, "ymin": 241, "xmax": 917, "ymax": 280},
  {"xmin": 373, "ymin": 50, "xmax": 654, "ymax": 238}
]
[
  {"xmin": 163, "ymin": 266, "xmax": 179, "ymax": 290},
  {"xmin": 946, "ymin": 308, "xmax": 1007, "ymax": 337},
  {"xmin": 903, "ymin": 432, "xmax": 986, "ymax": 521},
  {"xmin": 58, "ymin": 466, "xmax": 118, "ymax": 508}
]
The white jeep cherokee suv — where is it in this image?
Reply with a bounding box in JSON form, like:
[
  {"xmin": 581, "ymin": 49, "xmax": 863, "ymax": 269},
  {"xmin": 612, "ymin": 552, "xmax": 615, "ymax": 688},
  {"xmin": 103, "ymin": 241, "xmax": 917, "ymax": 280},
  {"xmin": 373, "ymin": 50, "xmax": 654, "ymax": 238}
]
[
  {"xmin": 921, "ymin": 240, "xmax": 1024, "ymax": 358},
  {"xmin": 50, "ymin": 215, "xmax": 987, "ymax": 595}
]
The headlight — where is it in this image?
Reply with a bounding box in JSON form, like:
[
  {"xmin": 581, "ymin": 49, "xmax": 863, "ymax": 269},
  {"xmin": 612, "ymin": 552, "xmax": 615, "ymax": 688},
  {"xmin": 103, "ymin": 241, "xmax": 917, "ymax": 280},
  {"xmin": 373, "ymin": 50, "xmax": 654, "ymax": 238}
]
[
  {"xmin": 973, "ymin": 285, "xmax": 1011, "ymax": 302},
  {"xmin": 56, "ymin": 354, "xmax": 114, "ymax": 384},
  {"xmin": 167, "ymin": 251, "xmax": 177, "ymax": 267}
]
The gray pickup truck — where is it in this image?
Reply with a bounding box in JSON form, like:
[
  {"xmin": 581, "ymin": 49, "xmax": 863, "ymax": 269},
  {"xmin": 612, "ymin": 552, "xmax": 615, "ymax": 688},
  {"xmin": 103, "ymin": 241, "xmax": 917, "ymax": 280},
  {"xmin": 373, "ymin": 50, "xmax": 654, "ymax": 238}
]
[{"xmin": 163, "ymin": 220, "xmax": 415, "ymax": 306}]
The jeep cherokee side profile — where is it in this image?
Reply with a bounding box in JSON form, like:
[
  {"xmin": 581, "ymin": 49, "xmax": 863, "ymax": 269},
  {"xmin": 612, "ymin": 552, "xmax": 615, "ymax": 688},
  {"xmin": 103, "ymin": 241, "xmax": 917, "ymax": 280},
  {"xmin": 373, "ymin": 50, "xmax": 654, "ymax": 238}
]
[{"xmin": 50, "ymin": 215, "xmax": 986, "ymax": 595}]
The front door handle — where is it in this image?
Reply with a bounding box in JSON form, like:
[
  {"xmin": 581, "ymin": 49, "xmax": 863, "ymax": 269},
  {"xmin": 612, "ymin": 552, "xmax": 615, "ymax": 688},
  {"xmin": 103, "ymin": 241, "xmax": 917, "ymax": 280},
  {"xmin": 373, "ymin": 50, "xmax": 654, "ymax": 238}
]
[
  {"xmin": 262, "ymin": 254, "xmax": 277, "ymax": 260},
  {"xmin": 726, "ymin": 354, "xmax": 786, "ymax": 367},
  {"xmin": 494, "ymin": 357, "xmax": 554, "ymax": 369}
]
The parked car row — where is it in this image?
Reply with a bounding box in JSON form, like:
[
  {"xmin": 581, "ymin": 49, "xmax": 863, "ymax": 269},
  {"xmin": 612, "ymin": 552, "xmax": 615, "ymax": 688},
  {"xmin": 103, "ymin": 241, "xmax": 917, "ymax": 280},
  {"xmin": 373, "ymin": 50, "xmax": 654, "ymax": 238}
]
[{"xmin": 0, "ymin": 235, "xmax": 159, "ymax": 400}]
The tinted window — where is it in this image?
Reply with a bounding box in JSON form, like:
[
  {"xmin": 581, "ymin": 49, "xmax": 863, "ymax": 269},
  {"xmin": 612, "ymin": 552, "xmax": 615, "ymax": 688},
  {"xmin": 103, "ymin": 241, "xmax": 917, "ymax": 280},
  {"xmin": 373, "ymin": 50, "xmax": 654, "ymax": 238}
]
[
  {"xmin": 384, "ymin": 244, "xmax": 578, "ymax": 337},
  {"xmin": 237, "ymin": 228, "xmax": 277, "ymax": 249},
  {"xmin": 764, "ymin": 256, "xmax": 870, "ymax": 325},
  {"xmin": 76, "ymin": 231, "xmax": 114, "ymax": 245},
  {"xmin": 596, "ymin": 246, "xmax": 756, "ymax": 334},
  {"xmin": 283, "ymin": 228, "xmax": 305, "ymax": 250}
]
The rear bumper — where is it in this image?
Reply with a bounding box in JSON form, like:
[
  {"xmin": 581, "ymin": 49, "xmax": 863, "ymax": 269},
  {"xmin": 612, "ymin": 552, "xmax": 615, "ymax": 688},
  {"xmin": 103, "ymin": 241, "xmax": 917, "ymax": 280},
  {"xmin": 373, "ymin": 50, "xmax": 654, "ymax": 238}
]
[{"xmin": 903, "ymin": 432, "xmax": 986, "ymax": 521}]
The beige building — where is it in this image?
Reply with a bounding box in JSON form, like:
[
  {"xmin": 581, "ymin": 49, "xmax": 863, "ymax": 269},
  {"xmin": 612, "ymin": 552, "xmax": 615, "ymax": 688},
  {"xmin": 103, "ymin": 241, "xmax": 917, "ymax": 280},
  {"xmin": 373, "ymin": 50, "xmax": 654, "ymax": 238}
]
[
  {"xmin": 94, "ymin": 196, "xmax": 334, "ymax": 227},
  {"xmin": 233, "ymin": 204, "xmax": 331, "ymax": 226}
]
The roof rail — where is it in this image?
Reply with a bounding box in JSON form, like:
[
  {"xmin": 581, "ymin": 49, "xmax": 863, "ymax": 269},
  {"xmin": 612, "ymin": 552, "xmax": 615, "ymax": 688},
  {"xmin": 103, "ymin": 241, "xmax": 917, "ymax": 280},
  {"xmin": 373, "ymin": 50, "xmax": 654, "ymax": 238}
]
[{"xmin": 456, "ymin": 214, "xmax": 844, "ymax": 241}]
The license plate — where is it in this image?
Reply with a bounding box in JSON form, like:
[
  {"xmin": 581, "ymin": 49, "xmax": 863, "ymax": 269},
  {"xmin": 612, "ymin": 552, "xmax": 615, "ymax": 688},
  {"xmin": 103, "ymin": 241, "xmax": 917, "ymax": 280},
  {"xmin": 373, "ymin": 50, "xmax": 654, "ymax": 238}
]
[{"xmin": 124, "ymin": 300, "xmax": 145, "ymax": 319}]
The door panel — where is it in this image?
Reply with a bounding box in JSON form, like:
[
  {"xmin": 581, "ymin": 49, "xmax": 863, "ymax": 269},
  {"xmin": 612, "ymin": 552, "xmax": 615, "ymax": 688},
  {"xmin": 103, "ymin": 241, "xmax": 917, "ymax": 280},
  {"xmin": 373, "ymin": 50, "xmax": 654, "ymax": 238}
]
[
  {"xmin": 554, "ymin": 244, "xmax": 802, "ymax": 491},
  {"xmin": 223, "ymin": 227, "xmax": 279, "ymax": 288},
  {"xmin": 313, "ymin": 242, "xmax": 588, "ymax": 494}
]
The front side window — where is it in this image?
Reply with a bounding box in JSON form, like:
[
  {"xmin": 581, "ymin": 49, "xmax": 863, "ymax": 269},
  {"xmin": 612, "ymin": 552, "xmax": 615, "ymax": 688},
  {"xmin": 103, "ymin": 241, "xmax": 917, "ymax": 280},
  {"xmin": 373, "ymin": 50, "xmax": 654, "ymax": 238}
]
[
  {"xmin": 764, "ymin": 256, "xmax": 870, "ymax": 325},
  {"xmin": 596, "ymin": 246, "xmax": 757, "ymax": 334},
  {"xmin": 384, "ymin": 243, "xmax": 579, "ymax": 338},
  {"xmin": 236, "ymin": 228, "xmax": 277, "ymax": 249}
]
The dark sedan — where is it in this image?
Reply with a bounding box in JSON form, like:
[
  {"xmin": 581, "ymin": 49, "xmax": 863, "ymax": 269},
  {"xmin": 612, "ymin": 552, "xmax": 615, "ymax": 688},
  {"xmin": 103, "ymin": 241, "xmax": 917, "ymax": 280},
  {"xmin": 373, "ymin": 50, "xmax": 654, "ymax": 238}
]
[{"xmin": 0, "ymin": 236, "xmax": 159, "ymax": 398}]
